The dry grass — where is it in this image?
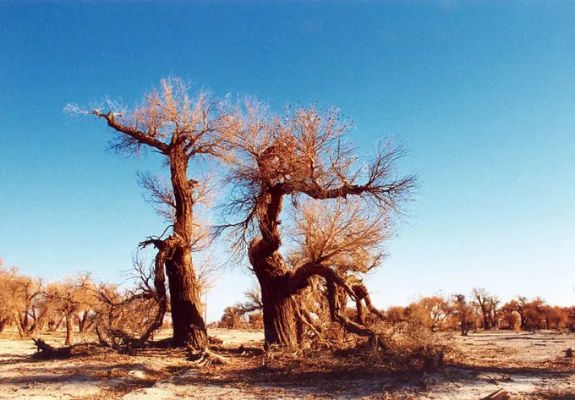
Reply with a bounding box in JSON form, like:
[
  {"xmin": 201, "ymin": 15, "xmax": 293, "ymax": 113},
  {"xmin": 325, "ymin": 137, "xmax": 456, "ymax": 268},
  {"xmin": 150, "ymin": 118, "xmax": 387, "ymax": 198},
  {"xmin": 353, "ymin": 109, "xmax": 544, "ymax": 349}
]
[{"xmin": 0, "ymin": 328, "xmax": 574, "ymax": 399}]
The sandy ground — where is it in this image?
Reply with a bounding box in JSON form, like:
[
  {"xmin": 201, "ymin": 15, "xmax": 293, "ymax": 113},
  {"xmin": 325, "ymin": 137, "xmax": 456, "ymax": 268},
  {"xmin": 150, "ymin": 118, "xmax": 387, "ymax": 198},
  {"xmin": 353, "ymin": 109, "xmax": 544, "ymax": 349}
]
[{"xmin": 0, "ymin": 329, "xmax": 574, "ymax": 399}]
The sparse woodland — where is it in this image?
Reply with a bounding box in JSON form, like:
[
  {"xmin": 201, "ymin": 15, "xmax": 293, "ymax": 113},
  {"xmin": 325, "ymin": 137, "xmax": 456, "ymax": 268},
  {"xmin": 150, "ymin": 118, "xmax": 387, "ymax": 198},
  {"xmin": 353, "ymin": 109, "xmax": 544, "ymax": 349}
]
[
  {"xmin": 1, "ymin": 79, "xmax": 574, "ymax": 374},
  {"xmin": 3, "ymin": 0, "xmax": 575, "ymax": 395},
  {"xmin": 1, "ymin": 257, "xmax": 574, "ymax": 357}
]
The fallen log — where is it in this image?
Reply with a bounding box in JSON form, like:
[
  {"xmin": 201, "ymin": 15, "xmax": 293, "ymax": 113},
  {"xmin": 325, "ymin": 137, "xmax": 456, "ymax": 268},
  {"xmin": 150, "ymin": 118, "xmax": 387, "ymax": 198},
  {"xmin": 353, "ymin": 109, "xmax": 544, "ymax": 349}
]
[
  {"xmin": 32, "ymin": 338, "xmax": 112, "ymax": 359},
  {"xmin": 480, "ymin": 389, "xmax": 510, "ymax": 400}
]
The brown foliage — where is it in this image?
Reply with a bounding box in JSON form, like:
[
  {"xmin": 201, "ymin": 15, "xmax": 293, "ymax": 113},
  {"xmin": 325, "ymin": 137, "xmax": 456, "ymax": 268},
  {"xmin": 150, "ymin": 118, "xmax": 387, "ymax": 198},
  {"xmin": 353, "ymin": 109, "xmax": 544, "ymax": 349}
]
[
  {"xmin": 500, "ymin": 296, "xmax": 573, "ymax": 331},
  {"xmin": 216, "ymin": 287, "xmax": 263, "ymax": 330},
  {"xmin": 0, "ymin": 265, "xmax": 45, "ymax": 337},
  {"xmin": 44, "ymin": 274, "xmax": 95, "ymax": 345},
  {"xmin": 406, "ymin": 296, "xmax": 451, "ymax": 332}
]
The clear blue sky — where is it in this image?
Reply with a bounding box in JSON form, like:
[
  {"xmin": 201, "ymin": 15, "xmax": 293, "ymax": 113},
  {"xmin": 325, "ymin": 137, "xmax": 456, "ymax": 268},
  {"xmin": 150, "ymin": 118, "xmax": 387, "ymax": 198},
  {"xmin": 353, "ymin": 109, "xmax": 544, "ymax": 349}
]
[{"xmin": 1, "ymin": 1, "xmax": 574, "ymax": 321}]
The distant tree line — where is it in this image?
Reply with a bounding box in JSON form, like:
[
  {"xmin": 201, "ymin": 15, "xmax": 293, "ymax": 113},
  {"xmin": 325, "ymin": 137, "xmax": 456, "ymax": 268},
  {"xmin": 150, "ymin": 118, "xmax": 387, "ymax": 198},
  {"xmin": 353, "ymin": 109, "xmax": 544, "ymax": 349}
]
[
  {"xmin": 0, "ymin": 258, "xmax": 173, "ymax": 347},
  {"xmin": 3, "ymin": 255, "xmax": 573, "ymax": 351},
  {"xmin": 216, "ymin": 286, "xmax": 575, "ymax": 336}
]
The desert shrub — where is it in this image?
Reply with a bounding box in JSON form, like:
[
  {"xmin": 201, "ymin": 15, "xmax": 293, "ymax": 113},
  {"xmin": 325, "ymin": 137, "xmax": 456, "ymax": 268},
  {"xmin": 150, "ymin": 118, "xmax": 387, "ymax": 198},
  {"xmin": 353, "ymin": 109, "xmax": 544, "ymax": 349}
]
[
  {"xmin": 262, "ymin": 320, "xmax": 452, "ymax": 376},
  {"xmin": 218, "ymin": 306, "xmax": 248, "ymax": 329},
  {"xmin": 311, "ymin": 308, "xmax": 455, "ymax": 371},
  {"xmin": 386, "ymin": 306, "xmax": 407, "ymax": 324},
  {"xmin": 378, "ymin": 311, "xmax": 450, "ymax": 370}
]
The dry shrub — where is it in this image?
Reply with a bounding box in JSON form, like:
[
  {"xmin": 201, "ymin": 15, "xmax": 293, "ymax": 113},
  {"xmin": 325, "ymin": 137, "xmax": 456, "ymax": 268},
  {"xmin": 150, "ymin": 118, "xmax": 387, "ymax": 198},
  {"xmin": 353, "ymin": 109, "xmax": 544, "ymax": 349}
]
[
  {"xmin": 261, "ymin": 325, "xmax": 452, "ymax": 376},
  {"xmin": 267, "ymin": 313, "xmax": 455, "ymax": 374},
  {"xmin": 307, "ymin": 321, "xmax": 351, "ymax": 350},
  {"xmin": 291, "ymin": 301, "xmax": 454, "ymax": 371},
  {"xmin": 92, "ymin": 283, "xmax": 162, "ymax": 348},
  {"xmin": 370, "ymin": 312, "xmax": 454, "ymax": 371}
]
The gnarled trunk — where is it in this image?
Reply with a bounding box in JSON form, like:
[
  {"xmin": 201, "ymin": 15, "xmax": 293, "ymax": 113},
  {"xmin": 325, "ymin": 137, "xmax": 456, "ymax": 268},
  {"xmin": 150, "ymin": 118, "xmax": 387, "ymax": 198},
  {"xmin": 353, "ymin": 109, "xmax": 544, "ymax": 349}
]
[
  {"xmin": 248, "ymin": 185, "xmax": 301, "ymax": 347},
  {"xmin": 250, "ymin": 242, "xmax": 300, "ymax": 347},
  {"xmin": 248, "ymin": 186, "xmax": 302, "ymax": 347},
  {"xmin": 258, "ymin": 274, "xmax": 300, "ymax": 347},
  {"xmin": 163, "ymin": 148, "xmax": 208, "ymax": 349},
  {"xmin": 165, "ymin": 249, "xmax": 207, "ymax": 348}
]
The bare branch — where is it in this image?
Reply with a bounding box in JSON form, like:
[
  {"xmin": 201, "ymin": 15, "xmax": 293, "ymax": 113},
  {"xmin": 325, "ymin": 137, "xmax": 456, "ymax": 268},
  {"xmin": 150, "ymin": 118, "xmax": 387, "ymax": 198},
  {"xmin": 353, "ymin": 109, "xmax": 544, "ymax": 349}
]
[{"xmin": 92, "ymin": 109, "xmax": 169, "ymax": 153}]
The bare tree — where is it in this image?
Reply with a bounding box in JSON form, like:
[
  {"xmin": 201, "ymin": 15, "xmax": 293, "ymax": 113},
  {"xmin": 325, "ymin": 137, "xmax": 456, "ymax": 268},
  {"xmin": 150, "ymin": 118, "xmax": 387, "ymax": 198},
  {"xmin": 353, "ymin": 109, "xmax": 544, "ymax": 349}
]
[
  {"xmin": 452, "ymin": 294, "xmax": 473, "ymax": 336},
  {"xmin": 472, "ymin": 288, "xmax": 498, "ymax": 330},
  {"xmin": 69, "ymin": 78, "xmax": 229, "ymax": 348},
  {"xmin": 92, "ymin": 282, "xmax": 158, "ymax": 348},
  {"xmin": 127, "ymin": 254, "xmax": 168, "ymax": 345},
  {"xmin": 91, "ymin": 259, "xmax": 173, "ymax": 348},
  {"xmin": 220, "ymin": 104, "xmax": 414, "ymax": 346}
]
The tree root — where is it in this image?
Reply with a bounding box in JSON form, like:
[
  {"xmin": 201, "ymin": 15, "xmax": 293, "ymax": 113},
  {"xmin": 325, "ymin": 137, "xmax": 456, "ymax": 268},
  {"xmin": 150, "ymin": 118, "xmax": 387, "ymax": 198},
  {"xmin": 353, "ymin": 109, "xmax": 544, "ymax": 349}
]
[{"xmin": 188, "ymin": 349, "xmax": 231, "ymax": 367}]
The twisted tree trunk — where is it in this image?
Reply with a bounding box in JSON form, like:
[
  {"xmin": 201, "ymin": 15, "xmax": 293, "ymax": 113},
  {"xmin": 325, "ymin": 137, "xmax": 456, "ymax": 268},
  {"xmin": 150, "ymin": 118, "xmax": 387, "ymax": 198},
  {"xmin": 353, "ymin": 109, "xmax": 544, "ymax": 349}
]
[
  {"xmin": 163, "ymin": 148, "xmax": 207, "ymax": 348},
  {"xmin": 138, "ymin": 148, "xmax": 208, "ymax": 348},
  {"xmin": 250, "ymin": 241, "xmax": 299, "ymax": 347},
  {"xmin": 165, "ymin": 248, "xmax": 206, "ymax": 347},
  {"xmin": 248, "ymin": 187, "xmax": 301, "ymax": 347}
]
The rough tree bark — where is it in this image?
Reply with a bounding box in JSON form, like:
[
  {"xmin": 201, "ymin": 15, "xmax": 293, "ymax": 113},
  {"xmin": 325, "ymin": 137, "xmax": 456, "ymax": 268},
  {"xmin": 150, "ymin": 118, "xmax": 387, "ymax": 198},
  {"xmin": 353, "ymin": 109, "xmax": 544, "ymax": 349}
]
[
  {"xmin": 251, "ymin": 244, "xmax": 300, "ymax": 347},
  {"xmin": 165, "ymin": 148, "xmax": 207, "ymax": 347},
  {"xmin": 64, "ymin": 313, "xmax": 73, "ymax": 346},
  {"xmin": 248, "ymin": 188, "xmax": 299, "ymax": 346}
]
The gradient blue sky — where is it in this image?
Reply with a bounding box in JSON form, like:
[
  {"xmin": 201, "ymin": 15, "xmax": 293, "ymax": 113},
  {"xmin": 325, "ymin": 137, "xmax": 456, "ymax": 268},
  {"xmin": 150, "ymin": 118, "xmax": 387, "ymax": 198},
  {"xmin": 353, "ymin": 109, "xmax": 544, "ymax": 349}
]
[{"xmin": 1, "ymin": 1, "xmax": 574, "ymax": 321}]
